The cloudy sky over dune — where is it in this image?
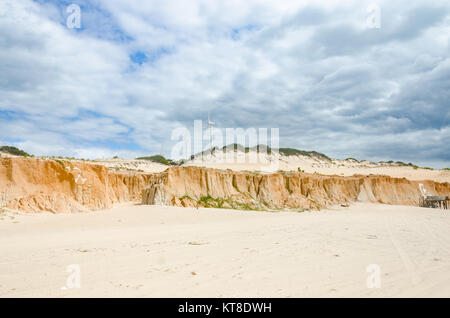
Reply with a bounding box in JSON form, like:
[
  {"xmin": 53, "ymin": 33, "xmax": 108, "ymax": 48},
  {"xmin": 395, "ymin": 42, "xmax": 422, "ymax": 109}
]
[{"xmin": 0, "ymin": 0, "xmax": 449, "ymax": 167}]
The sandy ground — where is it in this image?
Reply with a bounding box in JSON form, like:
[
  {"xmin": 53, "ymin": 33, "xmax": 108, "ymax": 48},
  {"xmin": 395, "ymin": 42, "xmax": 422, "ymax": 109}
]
[
  {"xmin": 0, "ymin": 203, "xmax": 450, "ymax": 298},
  {"xmin": 92, "ymin": 158, "xmax": 169, "ymax": 173}
]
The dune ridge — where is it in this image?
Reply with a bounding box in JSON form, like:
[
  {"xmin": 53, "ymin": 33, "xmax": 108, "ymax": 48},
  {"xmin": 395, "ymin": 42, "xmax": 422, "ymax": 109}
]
[{"xmin": 185, "ymin": 147, "xmax": 450, "ymax": 183}]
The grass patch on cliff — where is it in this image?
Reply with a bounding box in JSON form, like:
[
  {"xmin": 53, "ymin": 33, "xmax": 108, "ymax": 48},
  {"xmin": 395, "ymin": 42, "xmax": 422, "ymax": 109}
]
[
  {"xmin": 54, "ymin": 159, "xmax": 66, "ymax": 168},
  {"xmin": 191, "ymin": 194, "xmax": 313, "ymax": 213},
  {"xmin": 233, "ymin": 202, "xmax": 253, "ymax": 210},
  {"xmin": 179, "ymin": 194, "xmax": 193, "ymax": 201},
  {"xmin": 197, "ymin": 195, "xmax": 228, "ymax": 208},
  {"xmin": 196, "ymin": 195, "xmax": 268, "ymax": 211}
]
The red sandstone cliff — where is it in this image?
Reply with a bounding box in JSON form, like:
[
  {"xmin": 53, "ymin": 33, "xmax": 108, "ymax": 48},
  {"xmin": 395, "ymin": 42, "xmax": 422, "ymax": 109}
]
[
  {"xmin": 0, "ymin": 158, "xmax": 152, "ymax": 213},
  {"xmin": 142, "ymin": 167, "xmax": 450, "ymax": 210},
  {"xmin": 1, "ymin": 158, "xmax": 449, "ymax": 213}
]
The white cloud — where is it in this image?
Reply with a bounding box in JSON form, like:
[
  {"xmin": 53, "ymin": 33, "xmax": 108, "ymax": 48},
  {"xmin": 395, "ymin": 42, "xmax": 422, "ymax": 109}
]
[{"xmin": 0, "ymin": 0, "xmax": 449, "ymax": 167}]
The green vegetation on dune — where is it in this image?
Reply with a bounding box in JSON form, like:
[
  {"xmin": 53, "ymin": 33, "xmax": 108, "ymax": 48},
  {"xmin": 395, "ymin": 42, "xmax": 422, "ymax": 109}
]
[
  {"xmin": 0, "ymin": 146, "xmax": 31, "ymax": 157},
  {"xmin": 136, "ymin": 154, "xmax": 171, "ymax": 165},
  {"xmin": 378, "ymin": 160, "xmax": 418, "ymax": 167},
  {"xmin": 222, "ymin": 143, "xmax": 248, "ymax": 152},
  {"xmin": 278, "ymin": 148, "xmax": 331, "ymax": 161},
  {"xmin": 194, "ymin": 143, "xmax": 331, "ymax": 161},
  {"xmin": 410, "ymin": 165, "xmax": 436, "ymax": 170},
  {"xmin": 192, "ymin": 144, "xmax": 443, "ymax": 170}
]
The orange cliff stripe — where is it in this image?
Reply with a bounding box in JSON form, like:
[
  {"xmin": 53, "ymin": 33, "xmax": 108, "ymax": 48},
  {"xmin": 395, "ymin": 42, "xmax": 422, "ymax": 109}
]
[
  {"xmin": 0, "ymin": 157, "xmax": 152, "ymax": 213},
  {"xmin": 1, "ymin": 158, "xmax": 449, "ymax": 213},
  {"xmin": 142, "ymin": 166, "xmax": 450, "ymax": 210}
]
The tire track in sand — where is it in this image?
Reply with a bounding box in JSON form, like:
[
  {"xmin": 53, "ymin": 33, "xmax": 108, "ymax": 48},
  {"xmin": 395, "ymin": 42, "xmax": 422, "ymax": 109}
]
[{"xmin": 384, "ymin": 215, "xmax": 420, "ymax": 285}]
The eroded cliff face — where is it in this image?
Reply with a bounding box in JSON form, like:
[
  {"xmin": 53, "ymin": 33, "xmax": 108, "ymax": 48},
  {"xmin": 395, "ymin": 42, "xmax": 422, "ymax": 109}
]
[
  {"xmin": 142, "ymin": 167, "xmax": 450, "ymax": 210},
  {"xmin": 1, "ymin": 159, "xmax": 449, "ymax": 213},
  {"xmin": 0, "ymin": 158, "xmax": 153, "ymax": 213}
]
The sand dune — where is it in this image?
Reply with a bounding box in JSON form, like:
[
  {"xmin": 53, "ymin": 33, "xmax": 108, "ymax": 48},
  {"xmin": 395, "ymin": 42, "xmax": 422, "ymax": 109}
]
[
  {"xmin": 1, "ymin": 203, "xmax": 449, "ymax": 297},
  {"xmin": 185, "ymin": 149, "xmax": 450, "ymax": 183}
]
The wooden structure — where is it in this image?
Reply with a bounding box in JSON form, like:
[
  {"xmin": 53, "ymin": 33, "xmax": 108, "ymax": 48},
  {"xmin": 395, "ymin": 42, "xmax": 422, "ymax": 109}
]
[{"xmin": 420, "ymin": 196, "xmax": 449, "ymax": 209}]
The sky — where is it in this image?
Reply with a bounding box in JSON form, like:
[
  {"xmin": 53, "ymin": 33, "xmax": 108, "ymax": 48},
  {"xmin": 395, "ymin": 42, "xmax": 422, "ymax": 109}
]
[{"xmin": 0, "ymin": 0, "xmax": 449, "ymax": 167}]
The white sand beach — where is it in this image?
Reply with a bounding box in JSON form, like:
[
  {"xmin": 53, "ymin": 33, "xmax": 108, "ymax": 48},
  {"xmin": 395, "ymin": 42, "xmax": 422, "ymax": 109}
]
[{"xmin": 1, "ymin": 203, "xmax": 449, "ymax": 298}]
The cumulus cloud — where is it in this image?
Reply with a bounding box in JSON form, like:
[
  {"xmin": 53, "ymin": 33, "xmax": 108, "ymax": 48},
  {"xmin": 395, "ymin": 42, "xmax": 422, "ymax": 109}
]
[{"xmin": 0, "ymin": 0, "xmax": 449, "ymax": 166}]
